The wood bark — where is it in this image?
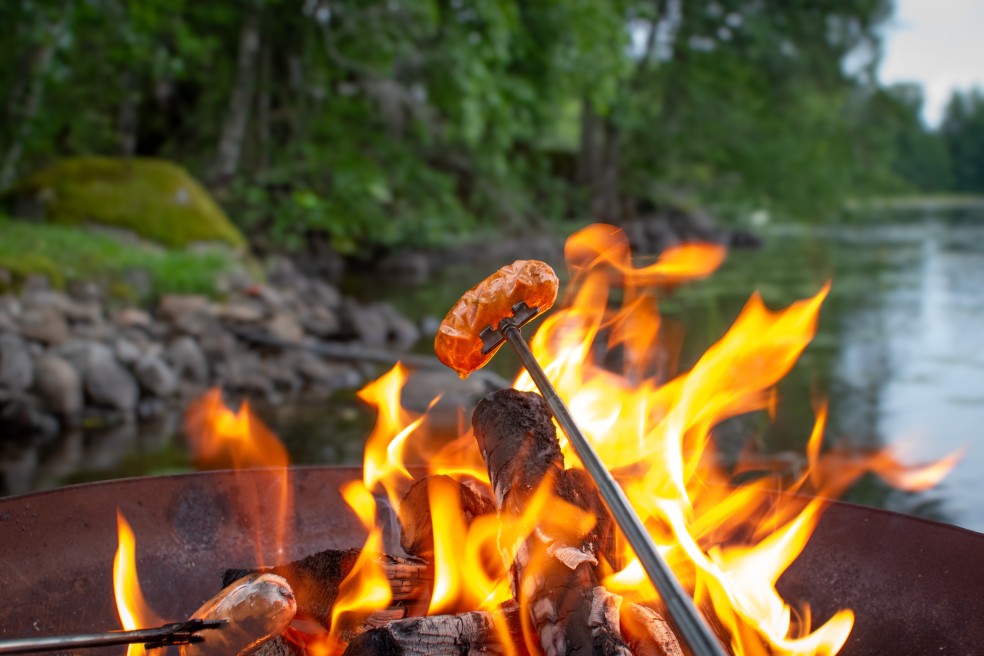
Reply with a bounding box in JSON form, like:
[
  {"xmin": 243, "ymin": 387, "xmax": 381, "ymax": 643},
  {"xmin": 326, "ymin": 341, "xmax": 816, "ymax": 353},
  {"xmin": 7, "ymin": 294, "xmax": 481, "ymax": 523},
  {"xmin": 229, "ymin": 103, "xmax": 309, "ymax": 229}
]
[
  {"xmin": 212, "ymin": 3, "xmax": 262, "ymax": 184},
  {"xmin": 397, "ymin": 474, "xmax": 496, "ymax": 559},
  {"xmin": 472, "ymin": 389, "xmax": 630, "ymax": 655},
  {"xmin": 472, "ymin": 388, "xmax": 684, "ymax": 656},
  {"xmin": 342, "ymin": 603, "xmax": 524, "ymax": 656}
]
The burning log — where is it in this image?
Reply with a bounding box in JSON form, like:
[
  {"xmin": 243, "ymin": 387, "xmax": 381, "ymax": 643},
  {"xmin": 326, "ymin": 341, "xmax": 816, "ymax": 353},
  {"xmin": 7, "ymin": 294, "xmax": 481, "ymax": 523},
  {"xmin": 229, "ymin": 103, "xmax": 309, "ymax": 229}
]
[
  {"xmin": 341, "ymin": 603, "xmax": 523, "ymax": 656},
  {"xmin": 472, "ymin": 388, "xmax": 683, "ymax": 656},
  {"xmin": 181, "ymin": 573, "xmax": 296, "ymax": 656},
  {"xmin": 223, "ymin": 549, "xmax": 430, "ymax": 629},
  {"xmin": 397, "ymin": 474, "xmax": 496, "ymax": 559}
]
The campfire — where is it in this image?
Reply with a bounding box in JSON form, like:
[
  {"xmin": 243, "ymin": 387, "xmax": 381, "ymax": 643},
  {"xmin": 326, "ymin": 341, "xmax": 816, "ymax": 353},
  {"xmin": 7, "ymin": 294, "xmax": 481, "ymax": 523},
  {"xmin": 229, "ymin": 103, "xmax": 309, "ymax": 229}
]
[{"xmin": 0, "ymin": 223, "xmax": 963, "ymax": 656}]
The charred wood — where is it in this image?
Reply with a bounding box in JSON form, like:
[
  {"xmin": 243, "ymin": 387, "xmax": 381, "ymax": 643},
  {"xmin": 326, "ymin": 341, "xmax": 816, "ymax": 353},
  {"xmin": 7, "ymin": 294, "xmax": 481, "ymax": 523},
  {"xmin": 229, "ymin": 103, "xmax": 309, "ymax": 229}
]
[
  {"xmin": 223, "ymin": 549, "xmax": 430, "ymax": 629},
  {"xmin": 397, "ymin": 474, "xmax": 496, "ymax": 559},
  {"xmin": 473, "ymin": 388, "xmax": 630, "ymax": 655},
  {"xmin": 472, "ymin": 388, "xmax": 684, "ymax": 656},
  {"xmin": 341, "ymin": 603, "xmax": 524, "ymax": 656}
]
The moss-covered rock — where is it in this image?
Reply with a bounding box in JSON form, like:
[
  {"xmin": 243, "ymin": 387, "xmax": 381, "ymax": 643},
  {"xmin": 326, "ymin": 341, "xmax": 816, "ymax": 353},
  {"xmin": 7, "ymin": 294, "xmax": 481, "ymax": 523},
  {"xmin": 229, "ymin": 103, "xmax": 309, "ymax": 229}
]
[{"xmin": 3, "ymin": 157, "xmax": 246, "ymax": 249}]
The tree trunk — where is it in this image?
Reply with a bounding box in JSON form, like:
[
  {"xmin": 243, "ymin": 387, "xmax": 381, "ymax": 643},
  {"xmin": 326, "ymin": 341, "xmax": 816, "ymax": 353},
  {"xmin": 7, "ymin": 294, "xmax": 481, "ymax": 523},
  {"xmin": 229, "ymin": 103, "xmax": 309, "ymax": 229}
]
[
  {"xmin": 577, "ymin": 100, "xmax": 622, "ymax": 223},
  {"xmin": 117, "ymin": 68, "xmax": 139, "ymax": 157},
  {"xmin": 212, "ymin": 3, "xmax": 262, "ymax": 185},
  {"xmin": 0, "ymin": 21, "xmax": 61, "ymax": 189}
]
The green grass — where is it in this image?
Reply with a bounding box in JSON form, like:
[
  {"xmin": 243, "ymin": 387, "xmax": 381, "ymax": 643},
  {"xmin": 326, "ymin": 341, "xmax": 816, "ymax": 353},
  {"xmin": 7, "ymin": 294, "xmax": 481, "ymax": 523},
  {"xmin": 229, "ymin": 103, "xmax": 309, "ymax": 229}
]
[{"xmin": 0, "ymin": 215, "xmax": 244, "ymax": 300}]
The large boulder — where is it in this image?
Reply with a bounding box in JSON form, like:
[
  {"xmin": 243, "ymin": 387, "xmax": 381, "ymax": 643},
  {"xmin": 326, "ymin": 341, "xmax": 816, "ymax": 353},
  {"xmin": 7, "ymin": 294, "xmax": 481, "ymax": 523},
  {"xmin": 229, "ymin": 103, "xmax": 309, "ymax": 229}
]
[
  {"xmin": 33, "ymin": 354, "xmax": 83, "ymax": 417},
  {"xmin": 2, "ymin": 157, "xmax": 246, "ymax": 249},
  {"xmin": 56, "ymin": 340, "xmax": 138, "ymax": 412},
  {"xmin": 166, "ymin": 336, "xmax": 209, "ymax": 384},
  {"xmin": 134, "ymin": 353, "xmax": 178, "ymax": 397}
]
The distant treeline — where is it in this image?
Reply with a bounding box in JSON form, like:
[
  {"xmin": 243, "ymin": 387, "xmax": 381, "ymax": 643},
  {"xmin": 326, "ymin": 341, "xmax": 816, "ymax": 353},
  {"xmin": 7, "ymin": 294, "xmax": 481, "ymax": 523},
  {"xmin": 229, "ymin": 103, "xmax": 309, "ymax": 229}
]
[{"xmin": 1, "ymin": 1, "xmax": 981, "ymax": 255}]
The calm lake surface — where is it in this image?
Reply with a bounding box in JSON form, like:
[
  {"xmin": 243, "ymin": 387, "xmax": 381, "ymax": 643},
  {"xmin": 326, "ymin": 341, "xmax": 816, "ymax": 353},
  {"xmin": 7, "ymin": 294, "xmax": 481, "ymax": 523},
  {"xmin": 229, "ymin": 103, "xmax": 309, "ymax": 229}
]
[{"xmin": 4, "ymin": 210, "xmax": 984, "ymax": 533}]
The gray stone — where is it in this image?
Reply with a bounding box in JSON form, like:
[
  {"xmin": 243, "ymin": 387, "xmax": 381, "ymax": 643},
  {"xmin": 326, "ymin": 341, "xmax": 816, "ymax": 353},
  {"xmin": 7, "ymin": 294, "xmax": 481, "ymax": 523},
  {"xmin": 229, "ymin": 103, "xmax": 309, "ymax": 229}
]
[
  {"xmin": 17, "ymin": 305, "xmax": 69, "ymax": 345},
  {"xmin": 114, "ymin": 338, "xmax": 142, "ymax": 366},
  {"xmin": 252, "ymin": 284, "xmax": 287, "ymax": 310},
  {"xmin": 0, "ymin": 308, "xmax": 17, "ymax": 333},
  {"xmin": 134, "ymin": 353, "xmax": 178, "ymax": 397},
  {"xmin": 214, "ymin": 300, "xmax": 266, "ymax": 323},
  {"xmin": 166, "ymin": 336, "xmax": 209, "ymax": 384},
  {"xmin": 308, "ymin": 280, "xmax": 342, "ymax": 309},
  {"xmin": 0, "ymin": 333, "xmax": 33, "ymax": 391},
  {"xmin": 24, "ymin": 289, "xmax": 100, "ymax": 323},
  {"xmin": 300, "ymin": 306, "xmax": 341, "ymax": 338},
  {"xmin": 67, "ymin": 280, "xmax": 105, "ymax": 304},
  {"xmin": 55, "ymin": 339, "xmax": 112, "ymax": 373},
  {"xmin": 33, "ymin": 354, "xmax": 83, "ymax": 416},
  {"xmin": 83, "ymin": 347, "xmax": 139, "ymax": 412},
  {"xmin": 266, "ymin": 255, "xmax": 303, "ymax": 287},
  {"xmin": 21, "ymin": 274, "xmax": 49, "ymax": 294},
  {"xmin": 114, "ymin": 308, "xmax": 152, "ymax": 329},
  {"xmin": 267, "ymin": 312, "xmax": 304, "ymax": 343},
  {"xmin": 340, "ymin": 299, "xmax": 388, "ymax": 346},
  {"xmin": 261, "ymin": 354, "xmax": 303, "ymax": 392},
  {"xmin": 0, "ymin": 390, "xmax": 58, "ymax": 439},
  {"xmin": 158, "ymin": 294, "xmax": 212, "ymax": 334},
  {"xmin": 297, "ymin": 356, "xmax": 361, "ymax": 390},
  {"xmin": 0, "ymin": 295, "xmax": 21, "ymax": 316}
]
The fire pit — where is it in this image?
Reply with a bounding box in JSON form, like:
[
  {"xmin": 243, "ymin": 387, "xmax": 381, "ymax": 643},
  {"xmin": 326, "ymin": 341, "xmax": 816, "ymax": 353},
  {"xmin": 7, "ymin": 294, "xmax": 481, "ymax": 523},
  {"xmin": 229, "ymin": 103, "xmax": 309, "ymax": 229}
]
[{"xmin": 0, "ymin": 467, "xmax": 981, "ymax": 655}]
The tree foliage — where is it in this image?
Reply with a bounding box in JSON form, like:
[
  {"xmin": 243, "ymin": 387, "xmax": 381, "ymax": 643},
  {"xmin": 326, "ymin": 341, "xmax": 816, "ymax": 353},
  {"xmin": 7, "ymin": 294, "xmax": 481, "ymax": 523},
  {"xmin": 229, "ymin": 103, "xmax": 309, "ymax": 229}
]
[{"xmin": 2, "ymin": 0, "xmax": 973, "ymax": 256}]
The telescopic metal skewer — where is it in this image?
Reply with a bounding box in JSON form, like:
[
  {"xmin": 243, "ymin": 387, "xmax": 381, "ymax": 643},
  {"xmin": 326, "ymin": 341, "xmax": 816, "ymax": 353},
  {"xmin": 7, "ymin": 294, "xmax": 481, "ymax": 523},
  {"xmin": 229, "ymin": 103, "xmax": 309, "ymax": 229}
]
[
  {"xmin": 480, "ymin": 301, "xmax": 728, "ymax": 656},
  {"xmin": 0, "ymin": 619, "xmax": 226, "ymax": 655}
]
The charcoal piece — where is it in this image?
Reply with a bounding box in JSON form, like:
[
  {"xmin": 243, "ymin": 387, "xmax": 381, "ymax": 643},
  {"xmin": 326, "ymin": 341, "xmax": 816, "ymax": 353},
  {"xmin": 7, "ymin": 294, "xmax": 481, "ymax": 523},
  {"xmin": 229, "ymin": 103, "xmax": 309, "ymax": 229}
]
[{"xmin": 342, "ymin": 604, "xmax": 524, "ymax": 656}]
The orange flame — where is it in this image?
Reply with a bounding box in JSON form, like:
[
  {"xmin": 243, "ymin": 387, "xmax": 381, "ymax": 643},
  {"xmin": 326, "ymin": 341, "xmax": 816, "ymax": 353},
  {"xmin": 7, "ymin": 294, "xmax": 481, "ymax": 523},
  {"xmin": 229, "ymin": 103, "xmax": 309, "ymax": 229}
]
[
  {"xmin": 113, "ymin": 510, "xmax": 161, "ymax": 656},
  {"xmin": 184, "ymin": 388, "xmax": 294, "ymax": 565},
  {"xmin": 330, "ymin": 481, "xmax": 393, "ymax": 636}
]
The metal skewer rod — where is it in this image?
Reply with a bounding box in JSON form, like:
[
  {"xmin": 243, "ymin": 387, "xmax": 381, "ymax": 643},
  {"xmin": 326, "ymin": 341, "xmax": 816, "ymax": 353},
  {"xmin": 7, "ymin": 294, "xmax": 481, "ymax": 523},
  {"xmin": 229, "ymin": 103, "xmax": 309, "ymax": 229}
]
[
  {"xmin": 0, "ymin": 619, "xmax": 226, "ymax": 654},
  {"xmin": 486, "ymin": 303, "xmax": 728, "ymax": 656}
]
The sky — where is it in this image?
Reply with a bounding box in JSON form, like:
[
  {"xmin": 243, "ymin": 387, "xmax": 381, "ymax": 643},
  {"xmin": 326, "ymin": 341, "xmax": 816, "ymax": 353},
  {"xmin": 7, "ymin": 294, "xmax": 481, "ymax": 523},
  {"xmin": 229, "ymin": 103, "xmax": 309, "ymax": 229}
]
[{"xmin": 879, "ymin": 0, "xmax": 984, "ymax": 127}]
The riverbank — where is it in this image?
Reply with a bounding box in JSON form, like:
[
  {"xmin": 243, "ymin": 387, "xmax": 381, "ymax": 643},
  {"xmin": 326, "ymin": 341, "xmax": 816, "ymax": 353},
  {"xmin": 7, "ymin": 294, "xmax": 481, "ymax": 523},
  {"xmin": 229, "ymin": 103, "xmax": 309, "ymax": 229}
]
[
  {"xmin": 0, "ymin": 254, "xmax": 435, "ymax": 439},
  {"xmin": 0, "ymin": 206, "xmax": 751, "ymax": 497}
]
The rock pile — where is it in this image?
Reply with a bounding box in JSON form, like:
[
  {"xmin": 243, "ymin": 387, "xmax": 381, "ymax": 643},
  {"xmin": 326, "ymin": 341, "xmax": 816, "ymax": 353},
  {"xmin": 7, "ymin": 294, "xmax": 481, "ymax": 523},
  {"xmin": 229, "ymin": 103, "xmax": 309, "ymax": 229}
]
[{"xmin": 0, "ymin": 257, "xmax": 425, "ymax": 439}]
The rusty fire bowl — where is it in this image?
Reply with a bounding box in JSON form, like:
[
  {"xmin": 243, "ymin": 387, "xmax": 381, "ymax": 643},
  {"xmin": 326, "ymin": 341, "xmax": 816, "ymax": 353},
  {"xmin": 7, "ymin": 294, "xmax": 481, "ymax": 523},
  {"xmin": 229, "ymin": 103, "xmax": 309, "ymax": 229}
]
[{"xmin": 0, "ymin": 466, "xmax": 981, "ymax": 655}]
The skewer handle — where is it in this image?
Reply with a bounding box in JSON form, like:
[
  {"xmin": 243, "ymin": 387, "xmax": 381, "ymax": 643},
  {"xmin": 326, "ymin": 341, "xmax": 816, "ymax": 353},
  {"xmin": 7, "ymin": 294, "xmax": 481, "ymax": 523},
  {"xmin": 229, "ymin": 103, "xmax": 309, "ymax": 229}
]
[{"xmin": 0, "ymin": 620, "xmax": 226, "ymax": 654}]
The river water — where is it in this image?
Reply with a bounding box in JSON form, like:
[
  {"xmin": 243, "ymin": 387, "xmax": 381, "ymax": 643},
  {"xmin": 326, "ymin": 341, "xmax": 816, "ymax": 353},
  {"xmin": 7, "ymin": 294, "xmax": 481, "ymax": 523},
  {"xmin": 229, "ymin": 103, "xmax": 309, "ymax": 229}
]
[{"xmin": 3, "ymin": 210, "xmax": 984, "ymax": 533}]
